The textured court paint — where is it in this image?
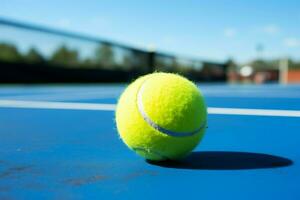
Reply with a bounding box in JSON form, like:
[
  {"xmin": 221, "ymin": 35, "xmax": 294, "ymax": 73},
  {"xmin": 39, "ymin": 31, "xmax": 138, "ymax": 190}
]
[{"xmin": 1, "ymin": 84, "xmax": 300, "ymax": 200}]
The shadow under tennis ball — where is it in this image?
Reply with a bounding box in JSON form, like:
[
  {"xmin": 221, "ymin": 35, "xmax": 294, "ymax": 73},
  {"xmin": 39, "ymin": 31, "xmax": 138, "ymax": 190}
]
[{"xmin": 147, "ymin": 151, "xmax": 293, "ymax": 170}]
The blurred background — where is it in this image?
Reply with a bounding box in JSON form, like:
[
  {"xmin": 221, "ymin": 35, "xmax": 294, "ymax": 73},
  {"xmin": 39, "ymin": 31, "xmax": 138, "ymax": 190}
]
[{"xmin": 0, "ymin": 0, "xmax": 299, "ymax": 84}]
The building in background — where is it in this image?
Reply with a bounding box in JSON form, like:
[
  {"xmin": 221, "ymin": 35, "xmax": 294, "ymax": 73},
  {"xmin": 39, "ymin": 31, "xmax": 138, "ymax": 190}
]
[{"xmin": 227, "ymin": 59, "xmax": 300, "ymax": 84}]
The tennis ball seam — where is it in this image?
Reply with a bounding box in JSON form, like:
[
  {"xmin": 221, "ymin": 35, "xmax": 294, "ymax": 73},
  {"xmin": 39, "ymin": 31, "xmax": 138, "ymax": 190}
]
[{"xmin": 137, "ymin": 77, "xmax": 206, "ymax": 137}]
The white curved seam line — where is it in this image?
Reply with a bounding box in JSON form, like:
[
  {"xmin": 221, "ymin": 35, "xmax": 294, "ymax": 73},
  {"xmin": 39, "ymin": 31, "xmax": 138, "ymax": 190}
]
[{"xmin": 137, "ymin": 80, "xmax": 206, "ymax": 137}]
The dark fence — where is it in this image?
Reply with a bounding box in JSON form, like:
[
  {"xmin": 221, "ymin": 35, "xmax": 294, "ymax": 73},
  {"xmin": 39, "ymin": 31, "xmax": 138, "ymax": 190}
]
[{"xmin": 0, "ymin": 18, "xmax": 228, "ymax": 83}]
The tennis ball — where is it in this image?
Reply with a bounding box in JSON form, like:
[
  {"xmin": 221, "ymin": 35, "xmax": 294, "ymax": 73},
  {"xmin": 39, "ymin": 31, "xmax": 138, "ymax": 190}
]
[{"xmin": 115, "ymin": 72, "xmax": 207, "ymax": 161}]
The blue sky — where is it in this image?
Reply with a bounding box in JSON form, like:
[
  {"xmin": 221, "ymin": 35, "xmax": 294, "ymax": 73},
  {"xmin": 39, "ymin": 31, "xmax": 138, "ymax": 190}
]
[{"xmin": 1, "ymin": 0, "xmax": 300, "ymax": 62}]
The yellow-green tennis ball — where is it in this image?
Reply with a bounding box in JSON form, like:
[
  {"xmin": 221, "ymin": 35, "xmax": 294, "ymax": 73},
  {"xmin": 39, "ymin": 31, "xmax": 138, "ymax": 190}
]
[{"xmin": 115, "ymin": 72, "xmax": 207, "ymax": 161}]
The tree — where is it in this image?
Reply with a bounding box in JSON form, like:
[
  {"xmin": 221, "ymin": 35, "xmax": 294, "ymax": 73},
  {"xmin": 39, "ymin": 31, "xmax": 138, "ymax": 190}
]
[
  {"xmin": 226, "ymin": 58, "xmax": 238, "ymax": 72},
  {"xmin": 94, "ymin": 43, "xmax": 115, "ymax": 69},
  {"xmin": 122, "ymin": 53, "xmax": 133, "ymax": 70},
  {"xmin": 50, "ymin": 45, "xmax": 79, "ymax": 67},
  {"xmin": 121, "ymin": 50, "xmax": 148, "ymax": 72},
  {"xmin": 286, "ymin": 59, "xmax": 300, "ymax": 69},
  {"xmin": 249, "ymin": 59, "xmax": 276, "ymax": 70},
  {"xmin": 24, "ymin": 47, "xmax": 45, "ymax": 64},
  {"xmin": 152, "ymin": 54, "xmax": 177, "ymax": 72},
  {"xmin": 81, "ymin": 58, "xmax": 94, "ymax": 68},
  {"xmin": 0, "ymin": 43, "xmax": 22, "ymax": 62}
]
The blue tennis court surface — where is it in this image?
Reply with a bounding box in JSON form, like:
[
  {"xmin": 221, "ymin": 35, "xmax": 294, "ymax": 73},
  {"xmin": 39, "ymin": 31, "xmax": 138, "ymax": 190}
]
[{"xmin": 0, "ymin": 84, "xmax": 300, "ymax": 199}]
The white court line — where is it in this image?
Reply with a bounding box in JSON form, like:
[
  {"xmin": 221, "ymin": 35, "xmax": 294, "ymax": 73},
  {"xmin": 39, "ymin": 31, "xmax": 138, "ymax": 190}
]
[
  {"xmin": 0, "ymin": 90, "xmax": 121, "ymax": 101},
  {"xmin": 208, "ymin": 107, "xmax": 300, "ymax": 117},
  {"xmin": 202, "ymin": 93, "xmax": 300, "ymax": 99},
  {"xmin": 0, "ymin": 100, "xmax": 116, "ymax": 111},
  {"xmin": 0, "ymin": 100, "xmax": 300, "ymax": 117}
]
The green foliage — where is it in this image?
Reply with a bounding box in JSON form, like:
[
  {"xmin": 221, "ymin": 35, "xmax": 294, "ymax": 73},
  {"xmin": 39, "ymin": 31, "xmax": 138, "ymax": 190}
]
[
  {"xmin": 287, "ymin": 59, "xmax": 300, "ymax": 69},
  {"xmin": 121, "ymin": 50, "xmax": 148, "ymax": 72},
  {"xmin": 226, "ymin": 59, "xmax": 238, "ymax": 72},
  {"xmin": 154, "ymin": 56, "xmax": 178, "ymax": 72},
  {"xmin": 1, "ymin": 41, "xmax": 300, "ymax": 73},
  {"xmin": 249, "ymin": 59, "xmax": 277, "ymax": 70},
  {"xmin": 81, "ymin": 58, "xmax": 94, "ymax": 68},
  {"xmin": 94, "ymin": 43, "xmax": 115, "ymax": 68},
  {"xmin": 50, "ymin": 45, "xmax": 79, "ymax": 67},
  {"xmin": 245, "ymin": 59, "xmax": 300, "ymax": 70},
  {"xmin": 0, "ymin": 43, "xmax": 22, "ymax": 62},
  {"xmin": 24, "ymin": 47, "xmax": 45, "ymax": 63}
]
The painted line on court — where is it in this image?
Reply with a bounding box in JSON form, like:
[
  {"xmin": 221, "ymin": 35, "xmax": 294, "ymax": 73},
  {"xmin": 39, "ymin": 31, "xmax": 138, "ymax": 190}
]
[
  {"xmin": 0, "ymin": 100, "xmax": 300, "ymax": 117},
  {"xmin": 0, "ymin": 91, "xmax": 121, "ymax": 101},
  {"xmin": 207, "ymin": 107, "xmax": 300, "ymax": 117},
  {"xmin": 0, "ymin": 100, "xmax": 116, "ymax": 111}
]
